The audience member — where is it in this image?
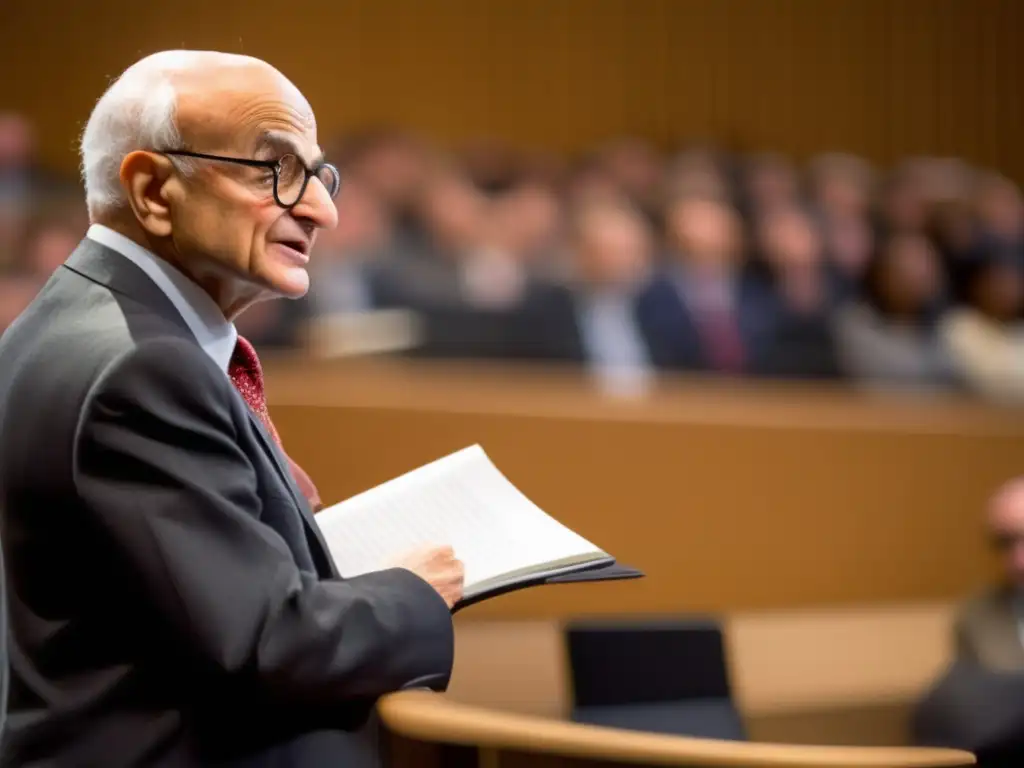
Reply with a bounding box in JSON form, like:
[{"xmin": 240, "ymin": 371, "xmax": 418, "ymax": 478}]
[
  {"xmin": 973, "ymin": 172, "xmax": 1024, "ymax": 265},
  {"xmin": 941, "ymin": 258, "xmax": 1024, "ymax": 402},
  {"xmin": 2, "ymin": 111, "xmax": 1023, "ymax": 405},
  {"xmin": 822, "ymin": 211, "xmax": 875, "ymax": 294},
  {"xmin": 597, "ymin": 138, "xmax": 664, "ymax": 218},
  {"xmin": 740, "ymin": 153, "xmax": 800, "ymax": 218},
  {"xmin": 637, "ymin": 194, "xmax": 773, "ymax": 374},
  {"xmin": 750, "ymin": 205, "xmax": 841, "ymax": 379},
  {"xmin": 808, "ymin": 152, "xmax": 875, "ymax": 223},
  {"xmin": 305, "ymin": 180, "xmax": 396, "ymax": 316},
  {"xmin": 0, "ymin": 114, "xmax": 38, "ymax": 205},
  {"xmin": 953, "ymin": 477, "xmax": 1024, "ymax": 671},
  {"xmin": 914, "ymin": 478, "xmax": 1024, "ymax": 765},
  {"xmin": 0, "ymin": 276, "xmax": 38, "ymax": 334},
  {"xmin": 833, "ymin": 232, "xmax": 955, "ymax": 390},
  {"xmin": 513, "ymin": 199, "xmax": 655, "ymax": 375},
  {"xmin": 23, "ymin": 218, "xmax": 81, "ymax": 278}
]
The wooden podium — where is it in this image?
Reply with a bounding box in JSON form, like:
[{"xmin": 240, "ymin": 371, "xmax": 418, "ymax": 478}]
[{"xmin": 378, "ymin": 691, "xmax": 975, "ymax": 768}]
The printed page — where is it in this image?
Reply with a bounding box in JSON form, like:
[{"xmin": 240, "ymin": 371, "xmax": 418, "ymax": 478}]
[{"xmin": 315, "ymin": 445, "xmax": 606, "ymax": 590}]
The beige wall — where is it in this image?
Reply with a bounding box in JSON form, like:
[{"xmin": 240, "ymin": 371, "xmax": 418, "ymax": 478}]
[
  {"xmin": 3, "ymin": 0, "xmax": 1023, "ymax": 179},
  {"xmin": 448, "ymin": 602, "xmax": 958, "ymax": 746}
]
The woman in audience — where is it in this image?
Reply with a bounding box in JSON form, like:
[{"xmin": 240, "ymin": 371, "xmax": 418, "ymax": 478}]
[
  {"xmin": 833, "ymin": 232, "xmax": 957, "ymax": 390},
  {"xmin": 941, "ymin": 257, "xmax": 1024, "ymax": 402}
]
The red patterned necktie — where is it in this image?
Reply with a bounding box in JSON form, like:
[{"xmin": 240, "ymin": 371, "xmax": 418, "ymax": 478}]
[
  {"xmin": 228, "ymin": 336, "xmax": 322, "ymax": 511},
  {"xmin": 701, "ymin": 308, "xmax": 745, "ymax": 373}
]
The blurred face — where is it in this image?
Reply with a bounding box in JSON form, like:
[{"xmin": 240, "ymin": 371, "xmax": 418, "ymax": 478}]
[
  {"xmin": 817, "ymin": 175, "xmax": 870, "ymax": 218},
  {"xmin": 826, "ymin": 215, "xmax": 873, "ymax": 277},
  {"xmin": 419, "ymin": 174, "xmax": 486, "ymax": 255},
  {"xmin": 602, "ymin": 141, "xmax": 663, "ymax": 201},
  {"xmin": 988, "ymin": 481, "xmax": 1024, "ymax": 590},
  {"xmin": 125, "ymin": 58, "xmax": 338, "ymax": 316},
  {"xmin": 971, "ymin": 262, "xmax": 1024, "ymax": 321},
  {"xmin": 0, "ymin": 277, "xmax": 39, "ymax": 329},
  {"xmin": 0, "ymin": 114, "xmax": 34, "ymax": 169},
  {"xmin": 931, "ymin": 202, "xmax": 976, "ymax": 253},
  {"xmin": 883, "ymin": 180, "xmax": 928, "ymax": 232},
  {"xmin": 353, "ymin": 136, "xmax": 426, "ymax": 209},
  {"xmin": 667, "ymin": 197, "xmax": 741, "ymax": 273},
  {"xmin": 485, "ymin": 185, "xmax": 562, "ymax": 260},
  {"xmin": 575, "ymin": 208, "xmax": 651, "ymax": 288},
  {"xmin": 28, "ymin": 225, "xmax": 80, "ymax": 275},
  {"xmin": 314, "ymin": 182, "xmax": 389, "ymax": 261},
  {"xmin": 0, "ymin": 204, "xmax": 27, "ymax": 256},
  {"xmin": 878, "ymin": 234, "xmax": 943, "ymax": 312},
  {"xmin": 567, "ymin": 165, "xmax": 624, "ymax": 208},
  {"xmin": 759, "ymin": 210, "xmax": 821, "ymax": 271},
  {"xmin": 977, "ymin": 180, "xmax": 1024, "ymax": 241},
  {"xmin": 665, "ymin": 167, "xmax": 730, "ymax": 202},
  {"xmin": 746, "ymin": 159, "xmax": 798, "ymax": 210}
]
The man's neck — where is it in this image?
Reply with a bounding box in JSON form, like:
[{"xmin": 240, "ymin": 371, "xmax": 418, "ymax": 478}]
[{"xmin": 92, "ymin": 214, "xmax": 254, "ymax": 321}]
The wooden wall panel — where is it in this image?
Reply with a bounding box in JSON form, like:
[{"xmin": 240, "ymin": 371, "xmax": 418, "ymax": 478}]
[
  {"xmin": 2, "ymin": 0, "xmax": 1022, "ymax": 179},
  {"xmin": 262, "ymin": 359, "xmax": 1023, "ymax": 617}
]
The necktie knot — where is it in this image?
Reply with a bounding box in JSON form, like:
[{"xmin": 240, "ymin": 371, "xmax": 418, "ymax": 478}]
[{"xmin": 229, "ymin": 335, "xmax": 274, "ymax": 438}]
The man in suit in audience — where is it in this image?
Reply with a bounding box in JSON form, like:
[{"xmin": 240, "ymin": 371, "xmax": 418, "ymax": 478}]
[
  {"xmin": 954, "ymin": 477, "xmax": 1024, "ymax": 671},
  {"xmin": 0, "ymin": 50, "xmax": 463, "ymax": 768},
  {"xmin": 511, "ymin": 199, "xmax": 655, "ymax": 375},
  {"xmin": 916, "ymin": 477, "xmax": 1024, "ymax": 766},
  {"xmin": 636, "ymin": 193, "xmax": 775, "ymax": 374}
]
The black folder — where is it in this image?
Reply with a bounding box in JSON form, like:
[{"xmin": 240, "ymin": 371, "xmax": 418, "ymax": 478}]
[{"xmin": 452, "ymin": 560, "xmax": 644, "ymax": 612}]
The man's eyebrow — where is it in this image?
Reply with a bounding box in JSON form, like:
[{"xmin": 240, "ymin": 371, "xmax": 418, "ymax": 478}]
[{"xmin": 254, "ymin": 131, "xmax": 325, "ymax": 167}]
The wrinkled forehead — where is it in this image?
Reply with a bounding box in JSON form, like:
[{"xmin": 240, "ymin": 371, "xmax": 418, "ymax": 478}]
[{"xmin": 174, "ymin": 64, "xmax": 322, "ymax": 164}]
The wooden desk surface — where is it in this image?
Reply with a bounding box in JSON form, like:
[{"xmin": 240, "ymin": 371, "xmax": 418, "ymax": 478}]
[
  {"xmin": 265, "ymin": 358, "xmax": 1022, "ymax": 617},
  {"xmin": 265, "ymin": 357, "xmax": 1024, "ymax": 435},
  {"xmin": 378, "ymin": 690, "xmax": 975, "ymax": 767}
]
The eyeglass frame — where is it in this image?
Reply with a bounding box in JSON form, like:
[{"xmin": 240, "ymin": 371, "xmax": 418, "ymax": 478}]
[{"xmin": 159, "ymin": 149, "xmax": 341, "ymax": 210}]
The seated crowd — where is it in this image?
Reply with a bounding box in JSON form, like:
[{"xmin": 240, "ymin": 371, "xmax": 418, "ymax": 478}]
[{"xmin": 2, "ymin": 113, "xmax": 1023, "ymax": 400}]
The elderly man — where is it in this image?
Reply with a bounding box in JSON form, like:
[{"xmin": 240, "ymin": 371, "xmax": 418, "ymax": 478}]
[
  {"xmin": 954, "ymin": 478, "xmax": 1024, "ymax": 671},
  {"xmin": 911, "ymin": 478, "xmax": 1024, "ymax": 765},
  {"xmin": 0, "ymin": 51, "xmax": 463, "ymax": 767}
]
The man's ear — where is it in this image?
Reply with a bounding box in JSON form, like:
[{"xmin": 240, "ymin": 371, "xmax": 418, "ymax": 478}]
[{"xmin": 119, "ymin": 151, "xmax": 177, "ymax": 237}]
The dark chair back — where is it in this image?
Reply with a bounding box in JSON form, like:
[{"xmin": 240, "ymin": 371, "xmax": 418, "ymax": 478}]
[{"xmin": 565, "ymin": 617, "xmax": 746, "ymax": 740}]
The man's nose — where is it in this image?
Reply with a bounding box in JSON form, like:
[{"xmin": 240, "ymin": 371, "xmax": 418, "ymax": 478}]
[{"xmin": 291, "ymin": 177, "xmax": 339, "ymax": 230}]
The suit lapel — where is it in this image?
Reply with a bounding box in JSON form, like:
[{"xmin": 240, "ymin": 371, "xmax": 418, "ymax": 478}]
[
  {"xmin": 64, "ymin": 240, "xmax": 193, "ymax": 337},
  {"xmin": 984, "ymin": 592, "xmax": 1024, "ymax": 669},
  {"xmin": 68, "ymin": 238, "xmax": 341, "ymax": 578},
  {"xmin": 245, "ymin": 410, "xmax": 338, "ymax": 578}
]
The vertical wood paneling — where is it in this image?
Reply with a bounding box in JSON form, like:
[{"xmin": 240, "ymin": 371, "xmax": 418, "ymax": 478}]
[{"xmin": 0, "ymin": 0, "xmax": 1021, "ymax": 179}]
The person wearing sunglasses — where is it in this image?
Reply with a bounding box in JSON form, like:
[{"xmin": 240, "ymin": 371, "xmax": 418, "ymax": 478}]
[
  {"xmin": 0, "ymin": 50, "xmax": 462, "ymax": 768},
  {"xmin": 953, "ymin": 477, "xmax": 1024, "ymax": 672}
]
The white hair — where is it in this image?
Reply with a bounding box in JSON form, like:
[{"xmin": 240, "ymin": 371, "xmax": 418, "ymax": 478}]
[{"xmin": 80, "ymin": 50, "xmax": 260, "ymax": 219}]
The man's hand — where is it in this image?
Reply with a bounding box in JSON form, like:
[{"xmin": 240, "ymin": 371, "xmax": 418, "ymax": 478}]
[{"xmin": 393, "ymin": 545, "xmax": 465, "ymax": 609}]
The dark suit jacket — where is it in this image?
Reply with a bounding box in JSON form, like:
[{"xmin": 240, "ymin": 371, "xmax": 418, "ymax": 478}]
[
  {"xmin": 0, "ymin": 239, "xmax": 455, "ymax": 767},
  {"xmin": 509, "ymin": 283, "xmax": 590, "ymax": 363},
  {"xmin": 504, "ymin": 283, "xmax": 654, "ymax": 365},
  {"xmin": 635, "ymin": 272, "xmax": 776, "ymax": 374},
  {"xmin": 954, "ymin": 586, "xmax": 1024, "ymax": 672},
  {"xmin": 913, "ymin": 659, "xmax": 1024, "ymax": 767}
]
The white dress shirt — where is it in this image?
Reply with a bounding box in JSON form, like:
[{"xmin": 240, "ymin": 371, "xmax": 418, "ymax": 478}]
[
  {"xmin": 575, "ymin": 290, "xmax": 652, "ymax": 373},
  {"xmin": 86, "ymin": 224, "xmax": 237, "ymax": 372}
]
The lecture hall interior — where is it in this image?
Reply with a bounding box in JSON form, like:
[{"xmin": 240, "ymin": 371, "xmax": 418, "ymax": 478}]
[{"xmin": 2, "ymin": 0, "xmax": 1024, "ymax": 765}]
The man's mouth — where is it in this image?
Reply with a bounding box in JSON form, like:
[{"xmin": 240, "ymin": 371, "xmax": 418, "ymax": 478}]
[{"xmin": 273, "ymin": 239, "xmax": 311, "ymax": 261}]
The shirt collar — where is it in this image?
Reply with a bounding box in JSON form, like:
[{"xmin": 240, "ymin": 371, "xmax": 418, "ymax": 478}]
[{"xmin": 86, "ymin": 224, "xmax": 237, "ymax": 372}]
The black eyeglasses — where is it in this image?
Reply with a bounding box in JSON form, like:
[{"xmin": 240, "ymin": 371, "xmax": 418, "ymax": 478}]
[
  {"xmin": 991, "ymin": 532, "xmax": 1024, "ymax": 551},
  {"xmin": 161, "ymin": 150, "xmax": 341, "ymax": 209}
]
